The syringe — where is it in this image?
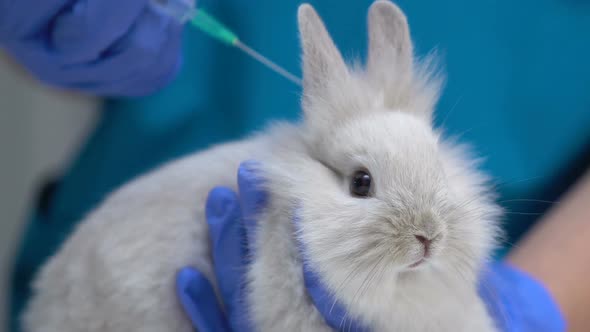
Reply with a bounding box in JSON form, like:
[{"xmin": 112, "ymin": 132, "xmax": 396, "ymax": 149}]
[{"xmin": 151, "ymin": 0, "xmax": 302, "ymax": 86}]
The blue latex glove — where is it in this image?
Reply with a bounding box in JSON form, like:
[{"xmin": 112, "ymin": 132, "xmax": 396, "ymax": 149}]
[
  {"xmin": 479, "ymin": 262, "xmax": 566, "ymax": 332},
  {"xmin": 176, "ymin": 161, "xmax": 264, "ymax": 332},
  {"xmin": 0, "ymin": 0, "xmax": 184, "ymax": 96},
  {"xmin": 176, "ymin": 162, "xmax": 566, "ymax": 332},
  {"xmin": 294, "ymin": 214, "xmax": 369, "ymax": 332}
]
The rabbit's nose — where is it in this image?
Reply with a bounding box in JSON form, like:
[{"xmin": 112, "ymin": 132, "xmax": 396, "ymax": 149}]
[{"xmin": 414, "ymin": 235, "xmax": 432, "ymax": 258}]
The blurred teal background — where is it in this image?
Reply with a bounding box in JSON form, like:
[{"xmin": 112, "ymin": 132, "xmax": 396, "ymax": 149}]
[{"xmin": 3, "ymin": 0, "xmax": 590, "ymax": 331}]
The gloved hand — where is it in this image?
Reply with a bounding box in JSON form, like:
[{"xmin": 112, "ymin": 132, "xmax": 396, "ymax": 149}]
[
  {"xmin": 479, "ymin": 262, "xmax": 566, "ymax": 332},
  {"xmin": 176, "ymin": 161, "xmax": 263, "ymax": 332},
  {"xmin": 0, "ymin": 0, "xmax": 185, "ymax": 96},
  {"xmin": 293, "ymin": 214, "xmax": 369, "ymax": 331},
  {"xmin": 176, "ymin": 161, "xmax": 566, "ymax": 332}
]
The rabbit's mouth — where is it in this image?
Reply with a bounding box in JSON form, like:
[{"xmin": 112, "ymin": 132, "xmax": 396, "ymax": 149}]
[{"xmin": 408, "ymin": 258, "xmax": 426, "ymax": 268}]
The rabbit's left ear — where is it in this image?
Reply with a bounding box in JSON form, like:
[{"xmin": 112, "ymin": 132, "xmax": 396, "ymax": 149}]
[
  {"xmin": 367, "ymin": 1, "xmax": 413, "ymax": 81},
  {"xmin": 367, "ymin": 1, "xmax": 440, "ymax": 120}
]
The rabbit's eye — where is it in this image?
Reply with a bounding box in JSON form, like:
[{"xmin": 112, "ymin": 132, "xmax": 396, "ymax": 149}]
[{"xmin": 350, "ymin": 170, "xmax": 372, "ymax": 197}]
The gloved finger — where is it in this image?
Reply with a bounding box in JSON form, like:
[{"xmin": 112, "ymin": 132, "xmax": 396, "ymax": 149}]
[
  {"xmin": 237, "ymin": 161, "xmax": 267, "ymax": 255},
  {"xmin": 52, "ymin": 8, "xmax": 183, "ymax": 95},
  {"xmin": 0, "ymin": 0, "xmax": 70, "ymax": 39},
  {"xmin": 70, "ymin": 24, "xmax": 182, "ymax": 96},
  {"xmin": 302, "ymin": 261, "xmax": 367, "ymax": 331},
  {"xmin": 93, "ymin": 49, "xmax": 181, "ymax": 96},
  {"xmin": 51, "ymin": 10, "xmax": 182, "ymax": 83},
  {"xmin": 294, "ymin": 214, "xmax": 368, "ymax": 332},
  {"xmin": 176, "ymin": 267, "xmax": 231, "ymax": 332},
  {"xmin": 50, "ymin": 0, "xmax": 148, "ymax": 63},
  {"xmin": 478, "ymin": 262, "xmax": 566, "ymax": 332},
  {"xmin": 206, "ymin": 186, "xmax": 246, "ymax": 316},
  {"xmin": 91, "ymin": 13, "xmax": 183, "ymax": 96}
]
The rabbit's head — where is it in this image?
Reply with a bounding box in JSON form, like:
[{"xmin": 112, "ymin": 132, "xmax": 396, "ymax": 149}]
[{"xmin": 292, "ymin": 0, "xmax": 500, "ymax": 316}]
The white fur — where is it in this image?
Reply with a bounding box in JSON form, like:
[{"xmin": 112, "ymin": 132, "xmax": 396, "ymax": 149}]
[{"xmin": 23, "ymin": 1, "xmax": 501, "ymax": 331}]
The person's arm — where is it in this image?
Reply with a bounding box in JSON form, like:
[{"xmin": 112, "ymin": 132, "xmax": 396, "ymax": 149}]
[{"xmin": 508, "ymin": 169, "xmax": 590, "ymax": 331}]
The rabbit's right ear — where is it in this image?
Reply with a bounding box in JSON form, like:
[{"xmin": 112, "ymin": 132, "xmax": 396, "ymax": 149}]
[{"xmin": 298, "ymin": 4, "xmax": 350, "ymax": 122}]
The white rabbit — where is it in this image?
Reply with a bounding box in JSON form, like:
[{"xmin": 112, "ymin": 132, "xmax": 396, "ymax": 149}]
[{"xmin": 23, "ymin": 1, "xmax": 501, "ymax": 331}]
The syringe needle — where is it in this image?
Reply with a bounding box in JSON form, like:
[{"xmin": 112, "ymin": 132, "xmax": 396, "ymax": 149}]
[
  {"xmin": 151, "ymin": 1, "xmax": 302, "ymax": 86},
  {"xmin": 233, "ymin": 40, "xmax": 302, "ymax": 86},
  {"xmin": 186, "ymin": 8, "xmax": 301, "ymax": 86}
]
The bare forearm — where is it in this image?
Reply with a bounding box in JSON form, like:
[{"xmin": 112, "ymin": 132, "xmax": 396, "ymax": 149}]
[{"xmin": 508, "ymin": 169, "xmax": 590, "ymax": 331}]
